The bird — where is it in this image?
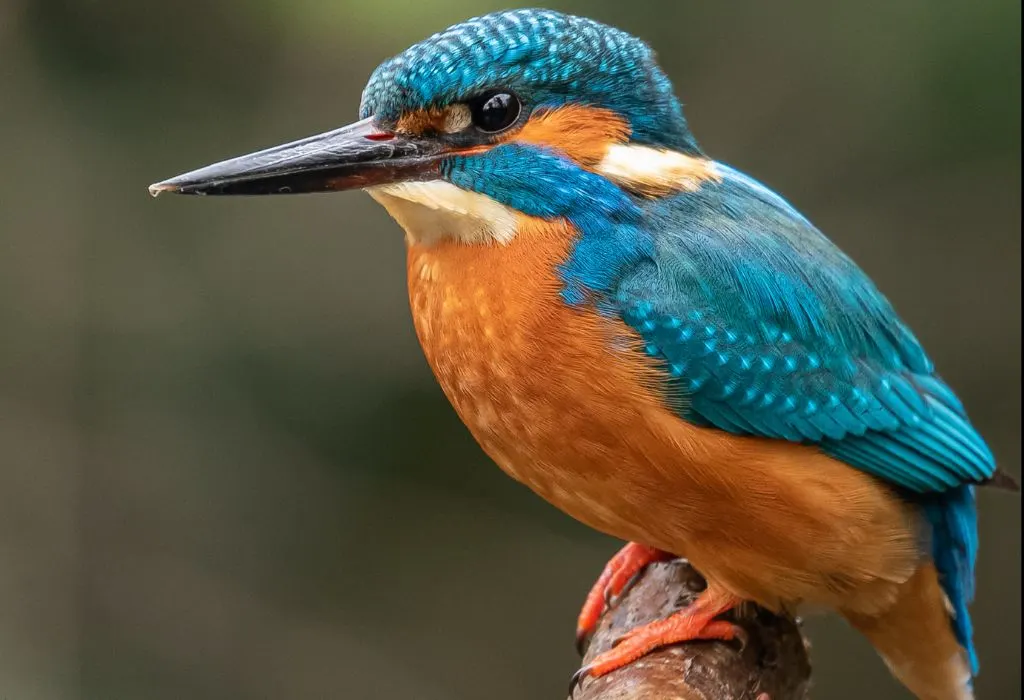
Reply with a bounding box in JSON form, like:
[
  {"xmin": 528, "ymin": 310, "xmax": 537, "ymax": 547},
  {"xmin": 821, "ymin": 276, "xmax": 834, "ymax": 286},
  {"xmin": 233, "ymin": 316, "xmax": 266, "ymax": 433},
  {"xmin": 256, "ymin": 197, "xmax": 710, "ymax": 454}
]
[{"xmin": 149, "ymin": 9, "xmax": 1017, "ymax": 699}]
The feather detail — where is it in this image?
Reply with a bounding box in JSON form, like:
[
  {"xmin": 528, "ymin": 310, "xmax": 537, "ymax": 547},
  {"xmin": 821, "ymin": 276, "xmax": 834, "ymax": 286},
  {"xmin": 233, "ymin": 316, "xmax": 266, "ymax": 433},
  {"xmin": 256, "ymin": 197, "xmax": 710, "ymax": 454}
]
[{"xmin": 600, "ymin": 160, "xmax": 995, "ymax": 674}]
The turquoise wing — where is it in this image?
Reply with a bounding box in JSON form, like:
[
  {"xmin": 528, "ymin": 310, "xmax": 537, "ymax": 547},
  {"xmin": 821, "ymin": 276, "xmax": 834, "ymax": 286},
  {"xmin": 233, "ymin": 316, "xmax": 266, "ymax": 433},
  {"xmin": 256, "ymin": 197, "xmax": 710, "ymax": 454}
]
[{"xmin": 614, "ymin": 165, "xmax": 996, "ymax": 493}]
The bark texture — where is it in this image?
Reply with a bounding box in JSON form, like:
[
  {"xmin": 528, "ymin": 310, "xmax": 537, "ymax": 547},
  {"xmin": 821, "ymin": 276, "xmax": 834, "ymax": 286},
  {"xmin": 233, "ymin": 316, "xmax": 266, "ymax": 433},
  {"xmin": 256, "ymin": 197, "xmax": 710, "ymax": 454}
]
[{"xmin": 571, "ymin": 560, "xmax": 812, "ymax": 700}]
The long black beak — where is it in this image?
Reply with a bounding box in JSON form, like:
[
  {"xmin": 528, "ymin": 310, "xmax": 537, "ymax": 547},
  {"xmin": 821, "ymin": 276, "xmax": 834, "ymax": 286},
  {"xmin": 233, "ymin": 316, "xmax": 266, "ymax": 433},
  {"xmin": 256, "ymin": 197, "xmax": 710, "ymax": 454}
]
[{"xmin": 149, "ymin": 117, "xmax": 447, "ymax": 196}]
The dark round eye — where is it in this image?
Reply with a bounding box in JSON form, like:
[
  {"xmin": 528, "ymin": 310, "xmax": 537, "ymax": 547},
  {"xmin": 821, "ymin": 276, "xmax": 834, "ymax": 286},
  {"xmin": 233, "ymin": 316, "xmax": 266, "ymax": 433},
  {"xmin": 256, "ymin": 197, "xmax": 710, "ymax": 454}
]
[{"xmin": 469, "ymin": 91, "xmax": 521, "ymax": 133}]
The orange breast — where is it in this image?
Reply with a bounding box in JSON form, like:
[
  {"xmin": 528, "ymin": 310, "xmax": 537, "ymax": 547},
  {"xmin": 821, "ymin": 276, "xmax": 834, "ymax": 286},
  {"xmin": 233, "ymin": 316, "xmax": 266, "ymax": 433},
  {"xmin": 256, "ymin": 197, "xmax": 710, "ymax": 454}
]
[
  {"xmin": 407, "ymin": 217, "xmax": 669, "ymax": 527},
  {"xmin": 406, "ymin": 216, "xmax": 920, "ymax": 613}
]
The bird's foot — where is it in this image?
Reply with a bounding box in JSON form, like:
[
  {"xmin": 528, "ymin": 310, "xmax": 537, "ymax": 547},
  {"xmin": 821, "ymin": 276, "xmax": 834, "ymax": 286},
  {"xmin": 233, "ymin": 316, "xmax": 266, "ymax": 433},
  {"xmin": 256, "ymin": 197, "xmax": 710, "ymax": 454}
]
[
  {"xmin": 575, "ymin": 543, "xmax": 674, "ymax": 654},
  {"xmin": 571, "ymin": 585, "xmax": 741, "ymax": 692}
]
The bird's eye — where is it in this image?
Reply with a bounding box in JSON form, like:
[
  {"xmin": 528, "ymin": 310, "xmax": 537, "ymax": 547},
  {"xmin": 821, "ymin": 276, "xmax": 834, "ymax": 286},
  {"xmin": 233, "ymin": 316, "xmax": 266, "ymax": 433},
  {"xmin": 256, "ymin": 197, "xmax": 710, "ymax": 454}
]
[{"xmin": 468, "ymin": 92, "xmax": 521, "ymax": 133}]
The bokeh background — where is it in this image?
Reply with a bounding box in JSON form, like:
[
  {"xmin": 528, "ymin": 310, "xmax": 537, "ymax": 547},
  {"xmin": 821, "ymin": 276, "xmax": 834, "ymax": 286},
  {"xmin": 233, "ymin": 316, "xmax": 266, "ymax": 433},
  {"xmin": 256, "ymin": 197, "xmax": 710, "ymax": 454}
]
[{"xmin": 1, "ymin": 1, "xmax": 1020, "ymax": 698}]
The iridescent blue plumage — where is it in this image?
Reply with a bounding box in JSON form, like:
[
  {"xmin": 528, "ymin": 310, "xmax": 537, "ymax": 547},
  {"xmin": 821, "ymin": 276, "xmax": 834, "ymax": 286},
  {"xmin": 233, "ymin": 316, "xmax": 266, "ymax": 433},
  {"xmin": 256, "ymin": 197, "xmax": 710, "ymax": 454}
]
[
  {"xmin": 443, "ymin": 136, "xmax": 996, "ymax": 671},
  {"xmin": 360, "ymin": 9, "xmax": 697, "ymax": 151},
  {"xmin": 606, "ymin": 166, "xmax": 994, "ymax": 669},
  {"xmin": 444, "ymin": 143, "xmax": 653, "ymax": 303}
]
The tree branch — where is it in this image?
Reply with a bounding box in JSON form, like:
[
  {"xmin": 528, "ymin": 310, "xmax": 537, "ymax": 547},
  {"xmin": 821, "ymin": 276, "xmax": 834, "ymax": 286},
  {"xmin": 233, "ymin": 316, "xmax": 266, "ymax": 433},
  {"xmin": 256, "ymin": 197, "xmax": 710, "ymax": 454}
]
[{"xmin": 570, "ymin": 559, "xmax": 811, "ymax": 700}]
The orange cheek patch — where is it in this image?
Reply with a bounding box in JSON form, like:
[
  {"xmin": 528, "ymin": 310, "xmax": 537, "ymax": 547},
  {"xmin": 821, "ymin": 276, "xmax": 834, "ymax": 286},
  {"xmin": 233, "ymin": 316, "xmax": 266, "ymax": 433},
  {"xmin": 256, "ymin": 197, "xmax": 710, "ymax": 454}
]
[
  {"xmin": 396, "ymin": 105, "xmax": 472, "ymax": 135},
  {"xmin": 508, "ymin": 105, "xmax": 631, "ymax": 167},
  {"xmin": 396, "ymin": 108, "xmax": 445, "ymax": 134}
]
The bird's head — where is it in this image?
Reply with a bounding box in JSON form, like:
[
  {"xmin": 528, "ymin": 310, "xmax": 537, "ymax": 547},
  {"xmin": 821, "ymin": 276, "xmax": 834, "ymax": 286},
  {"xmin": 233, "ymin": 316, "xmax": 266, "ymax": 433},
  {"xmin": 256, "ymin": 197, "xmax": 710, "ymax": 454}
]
[
  {"xmin": 357, "ymin": 9, "xmax": 696, "ymax": 153},
  {"xmin": 151, "ymin": 9, "xmax": 713, "ymax": 248}
]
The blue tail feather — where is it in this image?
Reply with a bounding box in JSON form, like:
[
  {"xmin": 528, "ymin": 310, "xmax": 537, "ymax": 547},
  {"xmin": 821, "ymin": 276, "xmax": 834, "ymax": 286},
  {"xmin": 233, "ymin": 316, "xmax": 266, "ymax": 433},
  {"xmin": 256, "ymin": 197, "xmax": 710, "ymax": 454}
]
[{"xmin": 923, "ymin": 485, "xmax": 979, "ymax": 675}]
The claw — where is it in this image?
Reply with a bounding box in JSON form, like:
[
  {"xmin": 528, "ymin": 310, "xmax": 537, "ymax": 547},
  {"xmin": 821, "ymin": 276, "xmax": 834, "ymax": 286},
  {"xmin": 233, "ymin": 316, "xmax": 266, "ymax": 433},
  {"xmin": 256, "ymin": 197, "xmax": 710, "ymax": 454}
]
[
  {"xmin": 619, "ymin": 568, "xmax": 644, "ymax": 599},
  {"xmin": 568, "ymin": 664, "xmax": 593, "ymax": 697},
  {"xmin": 574, "ymin": 629, "xmax": 589, "ymax": 657},
  {"xmin": 602, "ymin": 584, "xmax": 614, "ymax": 610},
  {"xmin": 600, "ymin": 565, "xmax": 642, "ymax": 611},
  {"xmin": 729, "ymin": 623, "xmax": 749, "ymax": 652}
]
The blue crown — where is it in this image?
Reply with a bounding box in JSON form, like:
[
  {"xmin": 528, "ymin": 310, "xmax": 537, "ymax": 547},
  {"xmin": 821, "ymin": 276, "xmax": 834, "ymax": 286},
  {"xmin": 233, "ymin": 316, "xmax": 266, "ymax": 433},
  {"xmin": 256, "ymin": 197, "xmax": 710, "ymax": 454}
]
[{"xmin": 359, "ymin": 9, "xmax": 697, "ymax": 152}]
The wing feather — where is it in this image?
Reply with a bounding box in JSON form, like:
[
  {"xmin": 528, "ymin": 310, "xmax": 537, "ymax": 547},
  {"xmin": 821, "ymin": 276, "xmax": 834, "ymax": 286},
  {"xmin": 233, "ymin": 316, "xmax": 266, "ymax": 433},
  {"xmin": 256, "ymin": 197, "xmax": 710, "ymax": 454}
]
[{"xmin": 615, "ymin": 165, "xmax": 996, "ymax": 494}]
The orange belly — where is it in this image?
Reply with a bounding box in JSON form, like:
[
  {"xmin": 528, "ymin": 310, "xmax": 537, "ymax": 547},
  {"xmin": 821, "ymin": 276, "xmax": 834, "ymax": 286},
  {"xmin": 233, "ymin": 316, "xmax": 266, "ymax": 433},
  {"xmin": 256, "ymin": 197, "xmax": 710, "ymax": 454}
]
[{"xmin": 406, "ymin": 217, "xmax": 920, "ymax": 612}]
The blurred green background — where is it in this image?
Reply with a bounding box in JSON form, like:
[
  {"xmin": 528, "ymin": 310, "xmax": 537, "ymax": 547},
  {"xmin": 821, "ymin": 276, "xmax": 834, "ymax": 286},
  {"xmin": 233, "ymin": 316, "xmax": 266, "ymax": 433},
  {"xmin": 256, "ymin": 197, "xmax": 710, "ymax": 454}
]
[{"xmin": 0, "ymin": 1, "xmax": 1019, "ymax": 698}]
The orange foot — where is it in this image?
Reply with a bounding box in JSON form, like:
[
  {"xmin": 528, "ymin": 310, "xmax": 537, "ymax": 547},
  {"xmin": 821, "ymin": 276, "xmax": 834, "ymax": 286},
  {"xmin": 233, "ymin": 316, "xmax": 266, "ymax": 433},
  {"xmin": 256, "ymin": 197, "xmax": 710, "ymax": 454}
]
[
  {"xmin": 575, "ymin": 543, "xmax": 674, "ymax": 654},
  {"xmin": 571, "ymin": 584, "xmax": 742, "ymax": 693}
]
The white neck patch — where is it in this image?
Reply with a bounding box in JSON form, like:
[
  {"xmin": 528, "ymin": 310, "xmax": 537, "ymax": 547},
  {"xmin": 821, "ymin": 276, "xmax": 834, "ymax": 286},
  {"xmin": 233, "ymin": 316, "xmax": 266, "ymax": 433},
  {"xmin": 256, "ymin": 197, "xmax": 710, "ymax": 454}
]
[{"xmin": 598, "ymin": 144, "xmax": 720, "ymax": 196}]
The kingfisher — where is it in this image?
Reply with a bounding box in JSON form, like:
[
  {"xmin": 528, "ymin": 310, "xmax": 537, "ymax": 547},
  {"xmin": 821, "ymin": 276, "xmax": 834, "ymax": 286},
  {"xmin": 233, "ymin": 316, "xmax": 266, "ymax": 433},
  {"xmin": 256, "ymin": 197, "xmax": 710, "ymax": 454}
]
[{"xmin": 150, "ymin": 9, "xmax": 1017, "ymax": 699}]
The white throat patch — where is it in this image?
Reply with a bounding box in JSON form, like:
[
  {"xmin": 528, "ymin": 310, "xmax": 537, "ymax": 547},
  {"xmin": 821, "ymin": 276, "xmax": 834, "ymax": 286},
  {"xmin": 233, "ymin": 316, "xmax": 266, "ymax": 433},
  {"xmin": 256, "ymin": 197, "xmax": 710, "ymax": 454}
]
[{"xmin": 367, "ymin": 181, "xmax": 518, "ymax": 246}]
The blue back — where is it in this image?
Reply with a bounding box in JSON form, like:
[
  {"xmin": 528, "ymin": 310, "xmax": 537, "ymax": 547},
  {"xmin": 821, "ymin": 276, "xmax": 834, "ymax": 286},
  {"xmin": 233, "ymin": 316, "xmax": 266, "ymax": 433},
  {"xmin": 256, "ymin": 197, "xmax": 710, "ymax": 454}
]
[{"xmin": 606, "ymin": 166, "xmax": 993, "ymax": 670}]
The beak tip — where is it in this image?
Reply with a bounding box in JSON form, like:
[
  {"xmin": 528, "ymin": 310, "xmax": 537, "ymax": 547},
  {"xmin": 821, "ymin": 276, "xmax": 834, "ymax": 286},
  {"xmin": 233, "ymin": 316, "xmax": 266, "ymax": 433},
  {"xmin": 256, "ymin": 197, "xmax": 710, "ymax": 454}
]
[{"xmin": 148, "ymin": 181, "xmax": 179, "ymax": 197}]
